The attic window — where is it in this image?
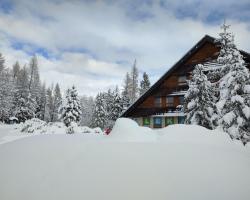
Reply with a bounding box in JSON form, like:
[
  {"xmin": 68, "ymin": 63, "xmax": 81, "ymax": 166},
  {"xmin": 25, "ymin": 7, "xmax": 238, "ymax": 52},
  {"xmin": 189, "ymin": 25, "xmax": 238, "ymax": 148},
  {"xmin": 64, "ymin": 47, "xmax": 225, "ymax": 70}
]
[{"xmin": 178, "ymin": 76, "xmax": 187, "ymax": 85}]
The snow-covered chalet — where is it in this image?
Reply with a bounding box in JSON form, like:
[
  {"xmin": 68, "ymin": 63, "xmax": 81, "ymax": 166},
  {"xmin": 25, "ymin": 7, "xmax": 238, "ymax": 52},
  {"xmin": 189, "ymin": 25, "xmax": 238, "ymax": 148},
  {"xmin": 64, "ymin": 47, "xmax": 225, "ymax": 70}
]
[{"xmin": 121, "ymin": 35, "xmax": 250, "ymax": 128}]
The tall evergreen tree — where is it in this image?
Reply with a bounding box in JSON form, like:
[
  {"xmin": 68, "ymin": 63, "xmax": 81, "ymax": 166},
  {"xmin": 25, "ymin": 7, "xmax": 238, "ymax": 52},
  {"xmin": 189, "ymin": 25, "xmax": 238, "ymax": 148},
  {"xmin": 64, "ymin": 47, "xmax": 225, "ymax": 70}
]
[
  {"xmin": 121, "ymin": 72, "xmax": 131, "ymax": 111},
  {"xmin": 44, "ymin": 87, "xmax": 53, "ymax": 122},
  {"xmin": 140, "ymin": 72, "xmax": 151, "ymax": 95},
  {"xmin": 12, "ymin": 62, "xmax": 20, "ymax": 79},
  {"xmin": 0, "ymin": 55, "xmax": 14, "ymax": 122},
  {"xmin": 129, "ymin": 59, "xmax": 139, "ymax": 103},
  {"xmin": 185, "ymin": 64, "xmax": 217, "ymax": 129},
  {"xmin": 36, "ymin": 83, "xmax": 47, "ymax": 120},
  {"xmin": 51, "ymin": 83, "xmax": 62, "ymax": 122},
  {"xmin": 92, "ymin": 93, "xmax": 107, "ymax": 129},
  {"xmin": 28, "ymin": 55, "xmax": 40, "ymax": 114},
  {"xmin": 0, "ymin": 53, "xmax": 5, "ymax": 72},
  {"xmin": 216, "ymin": 22, "xmax": 250, "ymax": 143},
  {"xmin": 110, "ymin": 86, "xmax": 123, "ymax": 121},
  {"xmin": 80, "ymin": 95, "xmax": 95, "ymax": 127},
  {"xmin": 61, "ymin": 86, "xmax": 82, "ymax": 133},
  {"xmin": 14, "ymin": 67, "xmax": 36, "ymax": 122}
]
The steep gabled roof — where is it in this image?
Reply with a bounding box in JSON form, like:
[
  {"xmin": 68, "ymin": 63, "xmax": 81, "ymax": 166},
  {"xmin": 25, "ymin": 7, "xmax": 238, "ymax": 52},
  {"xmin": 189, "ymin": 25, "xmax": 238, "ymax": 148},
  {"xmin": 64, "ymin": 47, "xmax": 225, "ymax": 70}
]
[{"xmin": 121, "ymin": 35, "xmax": 250, "ymax": 117}]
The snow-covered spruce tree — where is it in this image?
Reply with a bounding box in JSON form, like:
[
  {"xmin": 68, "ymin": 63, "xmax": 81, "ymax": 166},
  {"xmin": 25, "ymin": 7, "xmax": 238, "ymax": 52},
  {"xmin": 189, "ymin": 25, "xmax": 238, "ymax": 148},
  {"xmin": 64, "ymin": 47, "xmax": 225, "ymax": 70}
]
[
  {"xmin": 62, "ymin": 86, "xmax": 82, "ymax": 134},
  {"xmin": 0, "ymin": 53, "xmax": 4, "ymax": 72},
  {"xmin": 110, "ymin": 86, "xmax": 123, "ymax": 122},
  {"xmin": 91, "ymin": 93, "xmax": 107, "ymax": 129},
  {"xmin": 216, "ymin": 23, "xmax": 250, "ymax": 143},
  {"xmin": 121, "ymin": 72, "xmax": 131, "ymax": 111},
  {"xmin": 0, "ymin": 56, "xmax": 14, "ymax": 122},
  {"xmin": 129, "ymin": 59, "xmax": 139, "ymax": 103},
  {"xmin": 185, "ymin": 64, "xmax": 217, "ymax": 129},
  {"xmin": 44, "ymin": 87, "xmax": 53, "ymax": 122},
  {"xmin": 80, "ymin": 95, "xmax": 95, "ymax": 127},
  {"xmin": 36, "ymin": 83, "xmax": 47, "ymax": 120},
  {"xmin": 51, "ymin": 83, "xmax": 62, "ymax": 122},
  {"xmin": 140, "ymin": 72, "xmax": 151, "ymax": 95},
  {"xmin": 13, "ymin": 67, "xmax": 36, "ymax": 122}
]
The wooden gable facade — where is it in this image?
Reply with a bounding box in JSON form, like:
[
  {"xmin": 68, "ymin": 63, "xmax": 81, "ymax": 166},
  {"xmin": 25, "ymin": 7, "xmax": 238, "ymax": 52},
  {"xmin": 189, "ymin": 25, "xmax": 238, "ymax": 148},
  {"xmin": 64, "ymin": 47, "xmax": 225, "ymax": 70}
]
[{"xmin": 121, "ymin": 35, "xmax": 250, "ymax": 128}]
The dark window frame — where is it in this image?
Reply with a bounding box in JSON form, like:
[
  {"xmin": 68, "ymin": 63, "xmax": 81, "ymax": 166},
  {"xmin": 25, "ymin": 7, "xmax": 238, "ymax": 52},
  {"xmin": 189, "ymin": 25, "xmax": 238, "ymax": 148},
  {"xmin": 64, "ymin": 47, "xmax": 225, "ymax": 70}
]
[{"xmin": 153, "ymin": 117, "xmax": 162, "ymax": 128}]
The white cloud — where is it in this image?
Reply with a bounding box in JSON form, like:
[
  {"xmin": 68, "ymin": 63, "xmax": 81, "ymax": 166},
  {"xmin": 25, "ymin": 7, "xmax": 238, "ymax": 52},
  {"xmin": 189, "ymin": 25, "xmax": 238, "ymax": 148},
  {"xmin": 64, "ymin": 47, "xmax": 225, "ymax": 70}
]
[{"xmin": 0, "ymin": 0, "xmax": 249, "ymax": 96}]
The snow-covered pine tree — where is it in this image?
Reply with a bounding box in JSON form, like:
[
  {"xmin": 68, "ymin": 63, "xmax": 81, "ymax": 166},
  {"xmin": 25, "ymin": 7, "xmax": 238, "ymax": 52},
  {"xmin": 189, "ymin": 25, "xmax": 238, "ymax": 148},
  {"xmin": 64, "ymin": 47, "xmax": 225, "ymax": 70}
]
[
  {"xmin": 28, "ymin": 55, "xmax": 41, "ymax": 115},
  {"xmin": 61, "ymin": 86, "xmax": 82, "ymax": 133},
  {"xmin": 36, "ymin": 83, "xmax": 47, "ymax": 120},
  {"xmin": 91, "ymin": 92, "xmax": 107, "ymax": 129},
  {"xmin": 44, "ymin": 87, "xmax": 53, "ymax": 122},
  {"xmin": 51, "ymin": 83, "xmax": 62, "ymax": 122},
  {"xmin": 110, "ymin": 86, "xmax": 123, "ymax": 122},
  {"xmin": 121, "ymin": 72, "xmax": 131, "ymax": 111},
  {"xmin": 0, "ymin": 53, "xmax": 4, "ymax": 72},
  {"xmin": 129, "ymin": 59, "xmax": 139, "ymax": 103},
  {"xmin": 0, "ymin": 55, "xmax": 14, "ymax": 122},
  {"xmin": 13, "ymin": 67, "xmax": 36, "ymax": 122},
  {"xmin": 216, "ymin": 23, "xmax": 250, "ymax": 143},
  {"xmin": 12, "ymin": 62, "xmax": 21, "ymax": 79},
  {"xmin": 185, "ymin": 64, "xmax": 217, "ymax": 129},
  {"xmin": 140, "ymin": 72, "xmax": 151, "ymax": 95},
  {"xmin": 80, "ymin": 95, "xmax": 95, "ymax": 127}
]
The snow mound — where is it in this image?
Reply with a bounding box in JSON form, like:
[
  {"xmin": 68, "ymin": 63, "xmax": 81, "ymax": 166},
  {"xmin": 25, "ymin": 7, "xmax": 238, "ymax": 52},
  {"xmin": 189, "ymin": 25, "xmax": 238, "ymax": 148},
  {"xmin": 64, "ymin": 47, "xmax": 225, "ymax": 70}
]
[
  {"xmin": 18, "ymin": 118, "xmax": 104, "ymax": 135},
  {"xmin": 110, "ymin": 118, "xmax": 156, "ymax": 142},
  {"xmin": 0, "ymin": 118, "xmax": 250, "ymax": 200}
]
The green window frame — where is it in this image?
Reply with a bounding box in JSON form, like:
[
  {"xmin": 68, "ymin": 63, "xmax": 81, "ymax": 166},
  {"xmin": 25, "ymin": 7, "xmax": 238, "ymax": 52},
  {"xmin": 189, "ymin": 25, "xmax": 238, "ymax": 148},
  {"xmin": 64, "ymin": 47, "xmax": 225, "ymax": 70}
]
[
  {"xmin": 143, "ymin": 117, "xmax": 150, "ymax": 126},
  {"xmin": 165, "ymin": 117, "xmax": 174, "ymax": 126}
]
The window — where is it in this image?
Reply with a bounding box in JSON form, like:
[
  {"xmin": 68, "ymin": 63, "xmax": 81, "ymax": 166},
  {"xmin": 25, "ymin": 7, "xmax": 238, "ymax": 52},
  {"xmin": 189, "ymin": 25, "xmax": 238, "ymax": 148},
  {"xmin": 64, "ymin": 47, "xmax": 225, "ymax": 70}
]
[
  {"xmin": 178, "ymin": 76, "xmax": 187, "ymax": 85},
  {"xmin": 155, "ymin": 97, "xmax": 162, "ymax": 107},
  {"xmin": 143, "ymin": 117, "xmax": 150, "ymax": 126},
  {"xmin": 179, "ymin": 96, "xmax": 184, "ymax": 105},
  {"xmin": 166, "ymin": 96, "xmax": 174, "ymax": 107},
  {"xmin": 165, "ymin": 117, "xmax": 174, "ymax": 126},
  {"xmin": 178, "ymin": 116, "xmax": 185, "ymax": 124},
  {"xmin": 153, "ymin": 117, "xmax": 162, "ymax": 128}
]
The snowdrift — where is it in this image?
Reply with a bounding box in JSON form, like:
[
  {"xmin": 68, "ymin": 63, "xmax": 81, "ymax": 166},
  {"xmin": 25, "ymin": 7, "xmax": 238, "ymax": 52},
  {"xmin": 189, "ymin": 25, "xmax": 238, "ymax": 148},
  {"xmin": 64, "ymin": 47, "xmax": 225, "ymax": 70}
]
[{"xmin": 0, "ymin": 118, "xmax": 249, "ymax": 200}]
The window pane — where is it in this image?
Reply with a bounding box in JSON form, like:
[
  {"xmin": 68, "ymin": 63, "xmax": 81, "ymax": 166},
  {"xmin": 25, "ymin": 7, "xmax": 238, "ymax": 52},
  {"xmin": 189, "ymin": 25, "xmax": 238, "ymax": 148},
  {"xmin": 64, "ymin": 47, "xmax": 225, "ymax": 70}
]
[
  {"xmin": 166, "ymin": 117, "xmax": 174, "ymax": 125},
  {"xmin": 143, "ymin": 117, "xmax": 150, "ymax": 126},
  {"xmin": 153, "ymin": 117, "xmax": 162, "ymax": 128}
]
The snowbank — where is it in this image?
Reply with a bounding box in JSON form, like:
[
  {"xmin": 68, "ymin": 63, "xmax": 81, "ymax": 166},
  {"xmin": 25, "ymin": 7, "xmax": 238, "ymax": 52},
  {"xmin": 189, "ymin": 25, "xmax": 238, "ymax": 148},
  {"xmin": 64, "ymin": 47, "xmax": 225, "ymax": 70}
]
[
  {"xmin": 0, "ymin": 118, "xmax": 249, "ymax": 200},
  {"xmin": 18, "ymin": 118, "xmax": 104, "ymax": 135},
  {"xmin": 110, "ymin": 118, "xmax": 156, "ymax": 142}
]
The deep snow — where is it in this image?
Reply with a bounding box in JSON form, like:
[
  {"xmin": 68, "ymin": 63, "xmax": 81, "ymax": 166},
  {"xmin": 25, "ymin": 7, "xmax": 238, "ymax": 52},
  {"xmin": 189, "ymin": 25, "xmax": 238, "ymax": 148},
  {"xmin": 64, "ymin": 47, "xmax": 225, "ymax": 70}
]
[{"xmin": 0, "ymin": 118, "xmax": 249, "ymax": 200}]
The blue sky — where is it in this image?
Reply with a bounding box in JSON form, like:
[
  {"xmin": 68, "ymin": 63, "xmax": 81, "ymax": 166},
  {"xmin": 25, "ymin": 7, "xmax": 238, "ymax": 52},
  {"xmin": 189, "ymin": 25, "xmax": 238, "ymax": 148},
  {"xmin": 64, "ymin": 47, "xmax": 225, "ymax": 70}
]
[{"xmin": 0, "ymin": 0, "xmax": 249, "ymax": 95}]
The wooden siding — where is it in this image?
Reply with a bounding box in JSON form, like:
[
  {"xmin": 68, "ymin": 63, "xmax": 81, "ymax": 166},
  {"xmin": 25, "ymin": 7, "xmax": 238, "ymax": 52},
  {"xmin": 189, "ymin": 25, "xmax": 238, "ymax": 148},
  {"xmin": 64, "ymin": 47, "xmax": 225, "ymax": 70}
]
[{"xmin": 185, "ymin": 42, "xmax": 220, "ymax": 65}]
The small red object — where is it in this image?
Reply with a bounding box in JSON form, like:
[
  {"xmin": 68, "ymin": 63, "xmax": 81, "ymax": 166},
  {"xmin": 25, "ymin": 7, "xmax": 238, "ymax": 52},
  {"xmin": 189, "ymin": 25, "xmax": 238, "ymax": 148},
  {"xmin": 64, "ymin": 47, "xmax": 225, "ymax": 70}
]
[{"xmin": 104, "ymin": 128, "xmax": 111, "ymax": 135}]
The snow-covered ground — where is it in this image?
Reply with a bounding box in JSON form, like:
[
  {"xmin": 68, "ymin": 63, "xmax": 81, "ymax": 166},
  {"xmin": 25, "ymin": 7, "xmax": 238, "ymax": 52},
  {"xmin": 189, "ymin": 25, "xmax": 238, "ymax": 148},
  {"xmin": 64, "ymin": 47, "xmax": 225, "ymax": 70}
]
[{"xmin": 0, "ymin": 118, "xmax": 249, "ymax": 200}]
